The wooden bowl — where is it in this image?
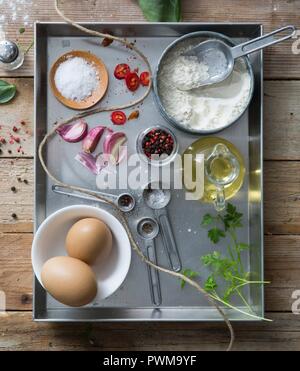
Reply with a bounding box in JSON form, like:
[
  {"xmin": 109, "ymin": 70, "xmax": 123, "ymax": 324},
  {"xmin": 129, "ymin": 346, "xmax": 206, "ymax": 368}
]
[{"xmin": 50, "ymin": 50, "xmax": 109, "ymax": 110}]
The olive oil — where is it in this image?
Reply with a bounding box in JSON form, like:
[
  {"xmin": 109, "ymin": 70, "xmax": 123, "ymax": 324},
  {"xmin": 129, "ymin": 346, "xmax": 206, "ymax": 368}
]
[
  {"xmin": 183, "ymin": 137, "xmax": 245, "ymax": 203},
  {"xmin": 208, "ymin": 157, "xmax": 235, "ymax": 183}
]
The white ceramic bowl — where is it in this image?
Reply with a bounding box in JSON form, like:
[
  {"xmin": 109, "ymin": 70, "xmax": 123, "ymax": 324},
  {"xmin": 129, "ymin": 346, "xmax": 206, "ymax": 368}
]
[{"xmin": 32, "ymin": 205, "xmax": 131, "ymax": 303}]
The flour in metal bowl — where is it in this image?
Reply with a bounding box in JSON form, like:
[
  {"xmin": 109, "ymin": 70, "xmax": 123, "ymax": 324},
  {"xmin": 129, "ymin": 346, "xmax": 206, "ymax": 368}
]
[{"xmin": 157, "ymin": 38, "xmax": 252, "ymax": 132}]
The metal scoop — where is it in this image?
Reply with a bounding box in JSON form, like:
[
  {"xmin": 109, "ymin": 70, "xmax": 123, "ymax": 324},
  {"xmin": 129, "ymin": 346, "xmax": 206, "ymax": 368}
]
[
  {"xmin": 137, "ymin": 217, "xmax": 162, "ymax": 306},
  {"xmin": 182, "ymin": 25, "xmax": 296, "ymax": 89},
  {"xmin": 52, "ymin": 184, "xmax": 135, "ymax": 213},
  {"xmin": 143, "ymin": 182, "xmax": 182, "ymax": 272}
]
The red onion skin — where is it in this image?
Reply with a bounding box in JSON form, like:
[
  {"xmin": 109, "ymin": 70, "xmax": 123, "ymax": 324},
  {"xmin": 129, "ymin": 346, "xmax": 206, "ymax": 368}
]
[
  {"xmin": 56, "ymin": 119, "xmax": 88, "ymax": 143},
  {"xmin": 82, "ymin": 126, "xmax": 106, "ymax": 153}
]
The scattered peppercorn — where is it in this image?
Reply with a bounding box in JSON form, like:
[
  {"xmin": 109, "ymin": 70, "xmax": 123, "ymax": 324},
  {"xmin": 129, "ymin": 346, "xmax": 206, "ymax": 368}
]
[
  {"xmin": 17, "ymin": 177, "xmax": 22, "ymax": 182},
  {"xmin": 13, "ymin": 126, "xmax": 19, "ymax": 132},
  {"xmin": 11, "ymin": 213, "xmax": 17, "ymax": 219},
  {"xmin": 8, "ymin": 150, "xmax": 12, "ymax": 154},
  {"xmin": 142, "ymin": 128, "xmax": 175, "ymax": 160},
  {"xmin": 23, "ymin": 179, "xmax": 28, "ymax": 184},
  {"xmin": 11, "ymin": 186, "xmax": 17, "ymax": 193},
  {"xmin": 20, "ymin": 120, "xmax": 26, "ymax": 126}
]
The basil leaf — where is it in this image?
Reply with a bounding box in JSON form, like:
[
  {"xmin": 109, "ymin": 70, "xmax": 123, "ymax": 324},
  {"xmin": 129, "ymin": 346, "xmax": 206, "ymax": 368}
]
[
  {"xmin": 0, "ymin": 80, "xmax": 16, "ymax": 104},
  {"xmin": 138, "ymin": 0, "xmax": 181, "ymax": 22}
]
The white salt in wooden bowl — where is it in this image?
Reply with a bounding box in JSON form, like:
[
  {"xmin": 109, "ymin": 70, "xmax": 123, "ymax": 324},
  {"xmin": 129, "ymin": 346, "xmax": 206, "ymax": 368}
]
[{"xmin": 50, "ymin": 50, "xmax": 109, "ymax": 110}]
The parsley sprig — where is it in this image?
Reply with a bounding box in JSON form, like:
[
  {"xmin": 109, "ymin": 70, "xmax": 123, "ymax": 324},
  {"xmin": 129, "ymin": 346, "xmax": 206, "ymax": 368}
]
[
  {"xmin": 201, "ymin": 203, "xmax": 267, "ymax": 315},
  {"xmin": 180, "ymin": 203, "xmax": 269, "ymax": 319}
]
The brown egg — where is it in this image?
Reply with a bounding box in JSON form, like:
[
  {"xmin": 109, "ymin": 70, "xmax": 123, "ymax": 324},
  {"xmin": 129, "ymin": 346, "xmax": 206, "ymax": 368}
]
[
  {"xmin": 41, "ymin": 256, "xmax": 97, "ymax": 307},
  {"xmin": 65, "ymin": 218, "xmax": 113, "ymax": 264}
]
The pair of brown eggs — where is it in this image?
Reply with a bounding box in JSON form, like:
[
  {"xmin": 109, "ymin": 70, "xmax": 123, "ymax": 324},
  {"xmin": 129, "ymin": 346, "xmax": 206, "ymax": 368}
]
[{"xmin": 41, "ymin": 218, "xmax": 112, "ymax": 307}]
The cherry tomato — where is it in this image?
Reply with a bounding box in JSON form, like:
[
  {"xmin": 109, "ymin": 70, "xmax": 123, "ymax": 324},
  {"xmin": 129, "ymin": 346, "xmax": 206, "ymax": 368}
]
[
  {"xmin": 111, "ymin": 111, "xmax": 127, "ymax": 125},
  {"xmin": 140, "ymin": 71, "xmax": 150, "ymax": 86},
  {"xmin": 125, "ymin": 72, "xmax": 140, "ymax": 91},
  {"xmin": 114, "ymin": 64, "xmax": 130, "ymax": 80}
]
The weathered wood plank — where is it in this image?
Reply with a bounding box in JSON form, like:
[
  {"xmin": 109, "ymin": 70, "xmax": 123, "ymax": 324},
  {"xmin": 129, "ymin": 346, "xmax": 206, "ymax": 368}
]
[
  {"xmin": 264, "ymin": 161, "xmax": 300, "ymax": 234},
  {"xmin": 0, "ymin": 78, "xmax": 33, "ymax": 158},
  {"xmin": 0, "ymin": 233, "xmax": 32, "ymax": 310},
  {"xmin": 0, "ymin": 0, "xmax": 299, "ymax": 78},
  {"xmin": 264, "ymin": 81, "xmax": 300, "ymax": 161},
  {"xmin": 0, "ymin": 312, "xmax": 299, "ymax": 351},
  {"xmin": 0, "ymin": 232, "xmax": 299, "ymax": 311},
  {"xmin": 0, "ymin": 159, "xmax": 33, "ymax": 233}
]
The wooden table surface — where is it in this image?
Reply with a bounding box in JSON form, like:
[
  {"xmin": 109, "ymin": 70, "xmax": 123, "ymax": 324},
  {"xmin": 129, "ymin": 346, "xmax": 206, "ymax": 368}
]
[{"xmin": 0, "ymin": 0, "xmax": 300, "ymax": 351}]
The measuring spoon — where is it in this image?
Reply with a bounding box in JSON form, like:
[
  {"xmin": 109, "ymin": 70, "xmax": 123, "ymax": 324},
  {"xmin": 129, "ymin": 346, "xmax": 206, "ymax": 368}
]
[
  {"xmin": 182, "ymin": 25, "xmax": 296, "ymax": 88},
  {"xmin": 143, "ymin": 182, "xmax": 182, "ymax": 272},
  {"xmin": 137, "ymin": 217, "xmax": 162, "ymax": 306},
  {"xmin": 52, "ymin": 184, "xmax": 135, "ymax": 213}
]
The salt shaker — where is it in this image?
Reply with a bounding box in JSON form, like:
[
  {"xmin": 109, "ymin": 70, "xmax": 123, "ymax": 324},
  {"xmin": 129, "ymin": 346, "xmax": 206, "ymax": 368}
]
[{"xmin": 0, "ymin": 40, "xmax": 24, "ymax": 71}]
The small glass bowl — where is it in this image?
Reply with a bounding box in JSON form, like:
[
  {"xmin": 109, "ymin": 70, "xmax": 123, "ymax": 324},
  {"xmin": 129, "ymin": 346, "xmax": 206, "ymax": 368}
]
[{"xmin": 136, "ymin": 125, "xmax": 179, "ymax": 166}]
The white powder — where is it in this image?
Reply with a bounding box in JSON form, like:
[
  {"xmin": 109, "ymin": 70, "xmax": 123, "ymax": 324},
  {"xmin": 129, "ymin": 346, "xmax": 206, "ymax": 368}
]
[
  {"xmin": 145, "ymin": 189, "xmax": 167, "ymax": 208},
  {"xmin": 54, "ymin": 57, "xmax": 100, "ymax": 101},
  {"xmin": 171, "ymin": 55, "xmax": 209, "ymax": 91},
  {"xmin": 158, "ymin": 39, "xmax": 252, "ymax": 131}
]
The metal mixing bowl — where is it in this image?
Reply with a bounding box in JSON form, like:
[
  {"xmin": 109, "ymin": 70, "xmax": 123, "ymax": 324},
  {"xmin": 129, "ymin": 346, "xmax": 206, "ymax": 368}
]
[{"xmin": 153, "ymin": 31, "xmax": 254, "ymax": 135}]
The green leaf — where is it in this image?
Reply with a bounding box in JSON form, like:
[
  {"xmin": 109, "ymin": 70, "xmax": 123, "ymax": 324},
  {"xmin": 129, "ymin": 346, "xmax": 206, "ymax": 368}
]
[
  {"xmin": 223, "ymin": 286, "xmax": 235, "ymax": 302},
  {"xmin": 236, "ymin": 243, "xmax": 249, "ymax": 252},
  {"xmin": 204, "ymin": 275, "xmax": 218, "ymax": 292},
  {"xmin": 201, "ymin": 251, "xmax": 220, "ymax": 266},
  {"xmin": 201, "ymin": 213, "xmax": 213, "ymax": 226},
  {"xmin": 208, "ymin": 227, "xmax": 225, "ymax": 244},
  {"xmin": 138, "ymin": 0, "xmax": 181, "ymax": 22},
  {"xmin": 224, "ymin": 202, "xmax": 243, "ymax": 230},
  {"xmin": 19, "ymin": 27, "xmax": 25, "ymax": 34},
  {"xmin": 0, "ymin": 80, "xmax": 16, "ymax": 104},
  {"xmin": 226, "ymin": 202, "xmax": 236, "ymax": 215},
  {"xmin": 180, "ymin": 268, "xmax": 199, "ymax": 289}
]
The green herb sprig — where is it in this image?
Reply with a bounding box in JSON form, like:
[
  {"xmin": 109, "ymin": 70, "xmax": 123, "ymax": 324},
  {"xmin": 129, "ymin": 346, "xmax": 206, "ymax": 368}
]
[
  {"xmin": 180, "ymin": 269, "xmax": 199, "ymax": 288},
  {"xmin": 201, "ymin": 203, "xmax": 268, "ymax": 315},
  {"xmin": 180, "ymin": 203, "xmax": 269, "ymax": 320}
]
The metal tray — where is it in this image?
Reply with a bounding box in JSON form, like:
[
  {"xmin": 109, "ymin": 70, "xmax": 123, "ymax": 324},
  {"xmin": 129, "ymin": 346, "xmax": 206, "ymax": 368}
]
[{"xmin": 34, "ymin": 22, "xmax": 263, "ymax": 322}]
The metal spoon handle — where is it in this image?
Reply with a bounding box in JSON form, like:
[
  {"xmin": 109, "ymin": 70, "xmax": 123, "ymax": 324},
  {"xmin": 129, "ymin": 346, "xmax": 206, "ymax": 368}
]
[
  {"xmin": 52, "ymin": 184, "xmax": 118, "ymax": 204},
  {"xmin": 231, "ymin": 25, "xmax": 296, "ymax": 59},
  {"xmin": 156, "ymin": 210, "xmax": 182, "ymax": 272},
  {"xmin": 145, "ymin": 239, "xmax": 162, "ymax": 306}
]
